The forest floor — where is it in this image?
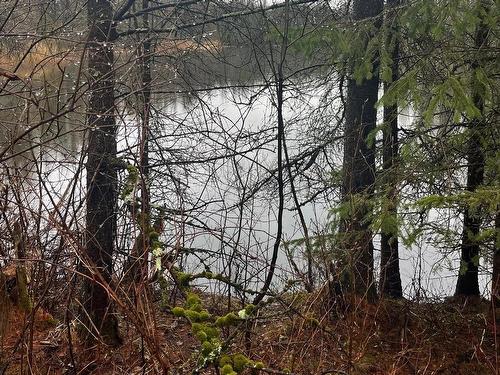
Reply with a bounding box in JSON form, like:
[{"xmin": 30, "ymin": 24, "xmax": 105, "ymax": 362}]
[{"xmin": 2, "ymin": 290, "xmax": 499, "ymax": 375}]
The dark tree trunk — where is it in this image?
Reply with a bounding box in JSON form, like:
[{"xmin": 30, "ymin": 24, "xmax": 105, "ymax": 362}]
[
  {"xmin": 379, "ymin": 0, "xmax": 403, "ymax": 299},
  {"xmin": 0, "ymin": 271, "xmax": 9, "ymax": 347},
  {"xmin": 455, "ymin": 6, "xmax": 488, "ymax": 297},
  {"xmin": 455, "ymin": 137, "xmax": 484, "ymax": 296},
  {"xmin": 493, "ymin": 210, "xmax": 500, "ymax": 308},
  {"xmin": 252, "ymin": 0, "xmax": 289, "ymax": 305},
  {"xmin": 125, "ymin": 0, "xmax": 153, "ymax": 290},
  {"xmin": 340, "ymin": 0, "xmax": 383, "ymax": 301},
  {"xmin": 81, "ymin": 0, "xmax": 121, "ymax": 346},
  {"xmin": 138, "ymin": 0, "xmax": 152, "ymax": 284}
]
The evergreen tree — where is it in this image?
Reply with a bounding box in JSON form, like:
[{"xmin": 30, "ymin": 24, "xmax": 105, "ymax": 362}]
[
  {"xmin": 379, "ymin": 0, "xmax": 403, "ymax": 299},
  {"xmin": 455, "ymin": 0, "xmax": 489, "ymax": 297},
  {"xmin": 340, "ymin": 0, "xmax": 383, "ymax": 300}
]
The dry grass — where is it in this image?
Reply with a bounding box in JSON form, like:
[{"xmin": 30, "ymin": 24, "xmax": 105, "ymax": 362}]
[
  {"xmin": 1, "ymin": 290, "xmax": 498, "ymax": 375},
  {"xmin": 0, "ymin": 37, "xmax": 221, "ymax": 82}
]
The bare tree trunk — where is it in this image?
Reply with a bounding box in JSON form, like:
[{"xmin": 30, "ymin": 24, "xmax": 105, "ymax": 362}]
[
  {"xmin": 253, "ymin": 0, "xmax": 289, "ymax": 305},
  {"xmin": 455, "ymin": 1, "xmax": 488, "ymax": 297},
  {"xmin": 339, "ymin": 0, "xmax": 383, "ymax": 301},
  {"xmin": 124, "ymin": 0, "xmax": 154, "ymax": 290},
  {"xmin": 13, "ymin": 221, "xmax": 31, "ymax": 312},
  {"xmin": 81, "ymin": 0, "xmax": 121, "ymax": 346},
  {"xmin": 379, "ymin": 0, "xmax": 402, "ymax": 299},
  {"xmin": 492, "ymin": 209, "xmax": 499, "ymax": 308},
  {"xmin": 138, "ymin": 0, "xmax": 152, "ymax": 285},
  {"xmin": 0, "ymin": 272, "xmax": 9, "ymax": 354}
]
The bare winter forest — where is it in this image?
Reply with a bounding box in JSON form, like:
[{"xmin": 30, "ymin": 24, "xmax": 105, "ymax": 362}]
[{"xmin": 0, "ymin": 0, "xmax": 499, "ymax": 374}]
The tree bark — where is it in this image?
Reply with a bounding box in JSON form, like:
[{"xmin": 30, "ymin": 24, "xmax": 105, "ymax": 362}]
[
  {"xmin": 493, "ymin": 210, "xmax": 500, "ymax": 308},
  {"xmin": 455, "ymin": 2, "xmax": 488, "ymax": 297},
  {"xmin": 124, "ymin": 0, "xmax": 153, "ymax": 290},
  {"xmin": 138, "ymin": 0, "xmax": 152, "ymax": 285},
  {"xmin": 0, "ymin": 271, "xmax": 9, "ymax": 349},
  {"xmin": 81, "ymin": 0, "xmax": 121, "ymax": 346},
  {"xmin": 379, "ymin": 0, "xmax": 403, "ymax": 299},
  {"xmin": 339, "ymin": 0, "xmax": 383, "ymax": 301},
  {"xmin": 13, "ymin": 221, "xmax": 31, "ymax": 312}
]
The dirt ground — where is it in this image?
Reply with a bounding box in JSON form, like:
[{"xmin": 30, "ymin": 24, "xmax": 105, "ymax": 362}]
[{"xmin": 1, "ymin": 289, "xmax": 498, "ymax": 374}]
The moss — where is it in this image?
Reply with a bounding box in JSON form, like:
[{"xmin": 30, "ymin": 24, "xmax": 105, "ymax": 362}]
[
  {"xmin": 221, "ymin": 364, "xmax": 235, "ymax": 375},
  {"xmin": 151, "ymin": 240, "xmax": 163, "ymax": 250},
  {"xmin": 204, "ymin": 325, "xmax": 219, "ymax": 339},
  {"xmin": 201, "ymin": 340, "xmax": 214, "ymax": 356},
  {"xmin": 136, "ymin": 212, "xmax": 149, "ymax": 227},
  {"xmin": 175, "ymin": 293, "xmax": 207, "ymax": 320},
  {"xmin": 238, "ymin": 304, "xmax": 256, "ymax": 319},
  {"xmin": 121, "ymin": 164, "xmax": 139, "ymax": 199},
  {"xmin": 199, "ymin": 310, "xmax": 211, "ymax": 321},
  {"xmin": 175, "ymin": 271, "xmax": 193, "ymax": 287},
  {"xmin": 245, "ymin": 304, "xmax": 256, "ymax": 314},
  {"xmin": 213, "ymin": 273, "xmax": 231, "ymax": 283},
  {"xmin": 168, "ymin": 278, "xmax": 260, "ymax": 370},
  {"xmin": 215, "ymin": 317, "xmax": 224, "ymax": 327},
  {"xmin": 171, "ymin": 307, "xmax": 185, "ymax": 317},
  {"xmin": 196, "ymin": 331, "xmax": 207, "ymax": 342},
  {"xmin": 254, "ymin": 361, "xmax": 265, "ymax": 369},
  {"xmin": 16, "ymin": 268, "xmax": 31, "ymax": 312},
  {"xmin": 192, "ymin": 323, "xmax": 219, "ymax": 342},
  {"xmin": 200, "ymin": 270, "xmax": 214, "ymax": 279},
  {"xmin": 190, "ymin": 303, "xmax": 203, "ymax": 313},
  {"xmin": 249, "ymin": 361, "xmax": 266, "ymax": 374},
  {"xmin": 157, "ymin": 276, "xmax": 170, "ymax": 310},
  {"xmin": 191, "ymin": 322, "xmax": 202, "ymax": 333},
  {"xmin": 232, "ymin": 354, "xmax": 251, "ymax": 372},
  {"xmin": 215, "ymin": 312, "xmax": 240, "ymax": 327},
  {"xmin": 219, "ymin": 355, "xmax": 232, "ymax": 367},
  {"xmin": 186, "ymin": 292, "xmax": 202, "ymax": 308},
  {"xmin": 149, "ymin": 230, "xmax": 160, "ymax": 241},
  {"xmin": 184, "ymin": 309, "xmax": 202, "ymax": 322}
]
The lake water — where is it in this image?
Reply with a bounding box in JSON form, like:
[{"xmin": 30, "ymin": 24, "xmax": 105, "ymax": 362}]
[{"xmin": 0, "ymin": 55, "xmax": 491, "ymax": 301}]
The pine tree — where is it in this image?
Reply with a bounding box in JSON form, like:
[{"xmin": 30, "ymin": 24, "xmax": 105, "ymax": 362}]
[
  {"xmin": 340, "ymin": 0, "xmax": 383, "ymax": 300},
  {"xmin": 379, "ymin": 0, "xmax": 403, "ymax": 299},
  {"xmin": 455, "ymin": 0, "xmax": 489, "ymax": 297}
]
